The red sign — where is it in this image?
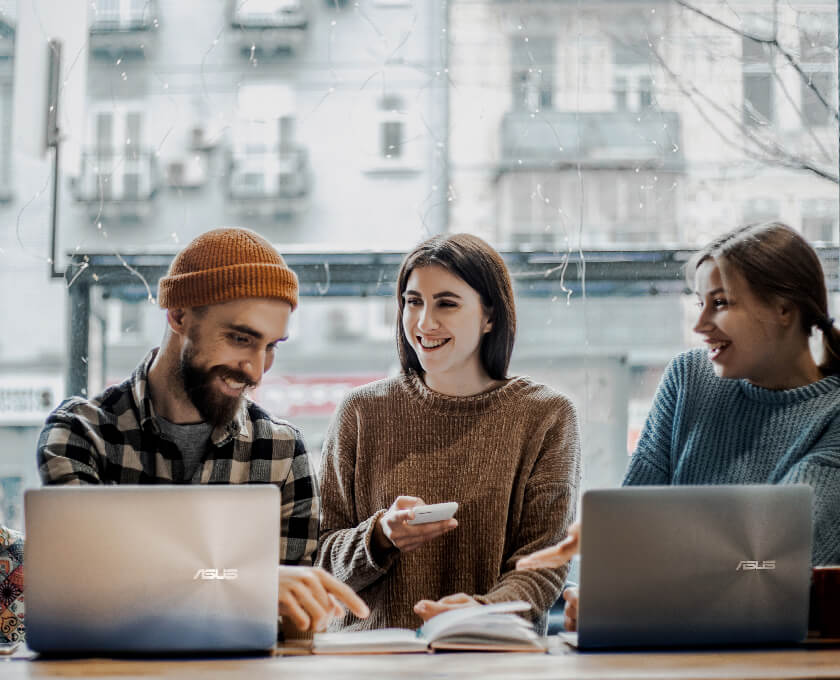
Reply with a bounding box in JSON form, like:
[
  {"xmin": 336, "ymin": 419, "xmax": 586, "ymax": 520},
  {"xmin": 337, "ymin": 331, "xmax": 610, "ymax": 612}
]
[{"xmin": 255, "ymin": 374, "xmax": 386, "ymax": 417}]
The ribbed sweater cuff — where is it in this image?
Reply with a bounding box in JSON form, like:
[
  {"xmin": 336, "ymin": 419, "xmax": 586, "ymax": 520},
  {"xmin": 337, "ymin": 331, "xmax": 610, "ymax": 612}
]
[{"xmin": 363, "ymin": 508, "xmax": 399, "ymax": 573}]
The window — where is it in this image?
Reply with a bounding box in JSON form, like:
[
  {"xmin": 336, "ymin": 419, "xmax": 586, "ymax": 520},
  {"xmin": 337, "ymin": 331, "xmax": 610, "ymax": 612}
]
[
  {"xmin": 90, "ymin": 0, "xmax": 156, "ymax": 31},
  {"xmin": 612, "ymin": 33, "xmax": 656, "ymax": 112},
  {"xmin": 511, "ymin": 36, "xmax": 554, "ymax": 112},
  {"xmin": 799, "ymin": 18, "xmax": 835, "ymax": 127},
  {"xmin": 366, "ymin": 93, "xmax": 420, "ymax": 171},
  {"xmin": 77, "ymin": 109, "xmax": 153, "ymax": 207},
  {"xmin": 0, "ymin": 0, "xmax": 837, "ymax": 540},
  {"xmin": 614, "ymin": 76, "xmax": 628, "ymax": 111},
  {"xmin": 742, "ymin": 35, "xmax": 775, "ymax": 126},
  {"xmin": 802, "ymin": 199, "xmax": 837, "ymax": 242},
  {"xmin": 638, "ymin": 76, "xmax": 653, "ymax": 109},
  {"xmin": 381, "ymin": 120, "xmax": 403, "ymax": 159}
]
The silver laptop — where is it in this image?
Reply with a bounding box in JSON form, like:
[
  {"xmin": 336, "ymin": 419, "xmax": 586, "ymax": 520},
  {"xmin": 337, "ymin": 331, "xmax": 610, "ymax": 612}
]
[
  {"xmin": 572, "ymin": 485, "xmax": 813, "ymax": 649},
  {"xmin": 24, "ymin": 485, "xmax": 280, "ymax": 654}
]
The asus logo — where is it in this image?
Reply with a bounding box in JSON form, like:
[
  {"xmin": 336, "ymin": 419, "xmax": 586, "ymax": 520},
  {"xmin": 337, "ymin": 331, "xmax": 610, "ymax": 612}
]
[
  {"xmin": 736, "ymin": 560, "xmax": 776, "ymax": 571},
  {"xmin": 193, "ymin": 568, "xmax": 239, "ymax": 581}
]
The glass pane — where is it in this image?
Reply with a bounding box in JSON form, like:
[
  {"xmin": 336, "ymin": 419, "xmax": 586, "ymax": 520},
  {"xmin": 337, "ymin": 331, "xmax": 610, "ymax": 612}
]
[{"xmin": 0, "ymin": 0, "xmax": 837, "ymax": 539}]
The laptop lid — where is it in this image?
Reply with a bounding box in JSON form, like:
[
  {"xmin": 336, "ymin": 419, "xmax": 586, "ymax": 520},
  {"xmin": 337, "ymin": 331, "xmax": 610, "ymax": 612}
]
[
  {"xmin": 577, "ymin": 484, "xmax": 813, "ymax": 649},
  {"xmin": 24, "ymin": 485, "xmax": 280, "ymax": 654}
]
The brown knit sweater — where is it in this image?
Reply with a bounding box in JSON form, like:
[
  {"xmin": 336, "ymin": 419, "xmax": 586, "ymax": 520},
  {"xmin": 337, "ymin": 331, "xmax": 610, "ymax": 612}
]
[{"xmin": 316, "ymin": 373, "xmax": 580, "ymax": 633}]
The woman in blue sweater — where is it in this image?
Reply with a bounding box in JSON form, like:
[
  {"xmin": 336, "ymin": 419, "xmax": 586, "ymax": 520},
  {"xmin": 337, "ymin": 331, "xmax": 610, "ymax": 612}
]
[{"xmin": 518, "ymin": 221, "xmax": 840, "ymax": 629}]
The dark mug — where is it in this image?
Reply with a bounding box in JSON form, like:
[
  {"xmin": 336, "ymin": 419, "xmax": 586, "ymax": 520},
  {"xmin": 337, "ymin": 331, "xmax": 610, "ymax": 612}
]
[{"xmin": 809, "ymin": 566, "xmax": 840, "ymax": 639}]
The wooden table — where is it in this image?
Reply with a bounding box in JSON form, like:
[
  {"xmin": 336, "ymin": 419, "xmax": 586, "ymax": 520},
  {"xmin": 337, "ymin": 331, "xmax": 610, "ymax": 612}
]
[{"xmin": 4, "ymin": 641, "xmax": 840, "ymax": 679}]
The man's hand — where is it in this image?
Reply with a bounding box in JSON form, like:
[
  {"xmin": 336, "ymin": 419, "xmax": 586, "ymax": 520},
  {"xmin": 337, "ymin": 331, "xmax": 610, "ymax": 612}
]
[
  {"xmin": 562, "ymin": 587, "xmax": 579, "ymax": 632},
  {"xmin": 515, "ymin": 521, "xmax": 581, "ymax": 570},
  {"xmin": 373, "ymin": 496, "xmax": 458, "ymax": 554},
  {"xmin": 277, "ymin": 566, "xmax": 370, "ymax": 633},
  {"xmin": 413, "ymin": 592, "xmax": 480, "ymax": 622}
]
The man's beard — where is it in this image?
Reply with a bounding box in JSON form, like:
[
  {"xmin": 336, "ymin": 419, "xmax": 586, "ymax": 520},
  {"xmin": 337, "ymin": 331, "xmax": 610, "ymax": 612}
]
[{"xmin": 177, "ymin": 346, "xmax": 255, "ymax": 428}]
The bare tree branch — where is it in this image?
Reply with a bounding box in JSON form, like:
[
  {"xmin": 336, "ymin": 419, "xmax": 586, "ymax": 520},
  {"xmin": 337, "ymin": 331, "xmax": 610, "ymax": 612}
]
[
  {"xmin": 645, "ymin": 34, "xmax": 839, "ymax": 183},
  {"xmin": 673, "ymin": 0, "xmax": 840, "ymax": 123}
]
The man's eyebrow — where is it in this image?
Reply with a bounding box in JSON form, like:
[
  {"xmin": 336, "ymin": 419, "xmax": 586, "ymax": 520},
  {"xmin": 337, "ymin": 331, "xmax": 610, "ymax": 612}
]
[
  {"xmin": 227, "ymin": 323, "xmax": 263, "ymax": 339},
  {"xmin": 226, "ymin": 323, "xmax": 288, "ymax": 343}
]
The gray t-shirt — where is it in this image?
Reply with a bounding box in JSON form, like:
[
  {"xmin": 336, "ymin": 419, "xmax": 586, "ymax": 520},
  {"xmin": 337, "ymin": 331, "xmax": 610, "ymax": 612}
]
[{"xmin": 155, "ymin": 416, "xmax": 213, "ymax": 481}]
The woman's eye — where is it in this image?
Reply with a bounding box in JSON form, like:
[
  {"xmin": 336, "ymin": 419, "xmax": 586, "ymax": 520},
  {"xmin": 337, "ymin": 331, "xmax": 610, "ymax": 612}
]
[
  {"xmin": 713, "ymin": 298, "xmax": 728, "ymax": 308},
  {"xmin": 406, "ymin": 298, "xmax": 422, "ymax": 306}
]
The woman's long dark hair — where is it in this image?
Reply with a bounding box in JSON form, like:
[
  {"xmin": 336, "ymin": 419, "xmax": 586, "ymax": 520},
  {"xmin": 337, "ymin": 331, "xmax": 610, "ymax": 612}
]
[
  {"xmin": 395, "ymin": 233, "xmax": 516, "ymax": 380},
  {"xmin": 688, "ymin": 222, "xmax": 840, "ymax": 375}
]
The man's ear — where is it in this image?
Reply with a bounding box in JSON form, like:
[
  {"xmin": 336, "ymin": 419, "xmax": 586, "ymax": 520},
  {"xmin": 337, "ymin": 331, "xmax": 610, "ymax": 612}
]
[{"xmin": 167, "ymin": 308, "xmax": 188, "ymax": 335}]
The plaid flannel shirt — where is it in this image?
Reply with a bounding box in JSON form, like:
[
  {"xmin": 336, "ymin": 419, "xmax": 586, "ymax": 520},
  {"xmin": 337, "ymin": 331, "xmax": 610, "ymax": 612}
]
[{"xmin": 37, "ymin": 349, "xmax": 319, "ymax": 566}]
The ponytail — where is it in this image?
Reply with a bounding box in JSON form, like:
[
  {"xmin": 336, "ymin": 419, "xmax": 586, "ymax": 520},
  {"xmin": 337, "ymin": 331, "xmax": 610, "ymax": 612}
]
[{"xmin": 819, "ymin": 321, "xmax": 840, "ymax": 376}]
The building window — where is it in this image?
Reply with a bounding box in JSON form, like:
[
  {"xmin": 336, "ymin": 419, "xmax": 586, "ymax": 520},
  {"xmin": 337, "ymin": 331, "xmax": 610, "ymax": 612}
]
[
  {"xmin": 381, "ymin": 120, "xmax": 403, "ymax": 159},
  {"xmin": 77, "ymin": 108, "xmax": 154, "ymax": 205},
  {"xmin": 742, "ymin": 36, "xmax": 774, "ymax": 126},
  {"xmin": 91, "ymin": 0, "xmax": 153, "ymax": 29},
  {"xmin": 639, "ymin": 76, "xmax": 653, "ymax": 109},
  {"xmin": 799, "ymin": 20, "xmax": 835, "ymax": 128},
  {"xmin": 511, "ymin": 37, "xmax": 554, "ymax": 112},
  {"xmin": 370, "ymin": 94, "xmax": 415, "ymax": 167},
  {"xmin": 96, "ymin": 112, "xmax": 114, "ymax": 156},
  {"xmin": 612, "ymin": 34, "xmax": 655, "ymax": 112},
  {"xmin": 614, "ymin": 76, "xmax": 628, "ymax": 111},
  {"xmin": 802, "ymin": 199, "xmax": 837, "ymax": 242}
]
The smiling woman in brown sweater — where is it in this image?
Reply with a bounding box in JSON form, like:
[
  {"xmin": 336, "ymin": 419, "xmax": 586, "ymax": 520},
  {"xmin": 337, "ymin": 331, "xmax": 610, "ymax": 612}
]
[{"xmin": 316, "ymin": 234, "xmax": 580, "ymax": 632}]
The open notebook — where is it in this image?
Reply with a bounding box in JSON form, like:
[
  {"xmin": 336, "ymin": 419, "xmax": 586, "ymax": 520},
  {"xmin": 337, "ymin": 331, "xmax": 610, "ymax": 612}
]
[{"xmin": 312, "ymin": 601, "xmax": 544, "ymax": 654}]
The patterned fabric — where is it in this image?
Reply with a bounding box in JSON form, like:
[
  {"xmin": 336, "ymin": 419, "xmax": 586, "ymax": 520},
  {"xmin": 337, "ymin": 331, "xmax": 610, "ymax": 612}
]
[
  {"xmin": 624, "ymin": 348, "xmax": 840, "ymax": 566},
  {"xmin": 36, "ymin": 349, "xmax": 319, "ymax": 567},
  {"xmin": 0, "ymin": 526, "xmax": 24, "ymax": 643}
]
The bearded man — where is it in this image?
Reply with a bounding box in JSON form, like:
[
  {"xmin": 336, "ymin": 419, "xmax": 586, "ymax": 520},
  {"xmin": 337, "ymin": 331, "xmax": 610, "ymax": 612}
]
[{"xmin": 37, "ymin": 227, "xmax": 368, "ymax": 633}]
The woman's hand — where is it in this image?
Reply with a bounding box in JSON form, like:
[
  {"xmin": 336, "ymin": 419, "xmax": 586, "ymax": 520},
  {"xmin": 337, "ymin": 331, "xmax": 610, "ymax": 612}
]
[
  {"xmin": 414, "ymin": 593, "xmax": 480, "ymax": 622},
  {"xmin": 515, "ymin": 521, "xmax": 581, "ymax": 570},
  {"xmin": 373, "ymin": 495, "xmax": 458, "ymax": 554},
  {"xmin": 562, "ymin": 587, "xmax": 579, "ymax": 631}
]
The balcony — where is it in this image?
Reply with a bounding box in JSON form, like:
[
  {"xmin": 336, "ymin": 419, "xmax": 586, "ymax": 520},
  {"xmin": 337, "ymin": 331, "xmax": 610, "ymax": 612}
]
[
  {"xmin": 89, "ymin": 1, "xmax": 159, "ymax": 56},
  {"xmin": 499, "ymin": 110, "xmax": 684, "ymax": 173},
  {"xmin": 230, "ymin": 0, "xmax": 307, "ymax": 53},
  {"xmin": 72, "ymin": 149, "xmax": 158, "ymax": 219},
  {"xmin": 227, "ymin": 149, "xmax": 310, "ymax": 215}
]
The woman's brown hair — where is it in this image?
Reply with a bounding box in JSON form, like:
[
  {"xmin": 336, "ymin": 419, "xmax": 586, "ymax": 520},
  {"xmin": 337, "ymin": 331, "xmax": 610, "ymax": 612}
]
[
  {"xmin": 688, "ymin": 222, "xmax": 840, "ymax": 375},
  {"xmin": 395, "ymin": 233, "xmax": 516, "ymax": 380}
]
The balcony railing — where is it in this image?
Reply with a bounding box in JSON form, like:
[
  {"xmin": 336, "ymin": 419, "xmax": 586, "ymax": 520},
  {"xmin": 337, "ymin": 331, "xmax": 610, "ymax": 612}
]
[
  {"xmin": 230, "ymin": 0, "xmax": 307, "ymax": 51},
  {"xmin": 89, "ymin": 1, "xmax": 158, "ymax": 55},
  {"xmin": 72, "ymin": 150, "xmax": 158, "ymax": 215},
  {"xmin": 500, "ymin": 110, "xmax": 684, "ymax": 172},
  {"xmin": 227, "ymin": 148, "xmax": 310, "ymax": 214}
]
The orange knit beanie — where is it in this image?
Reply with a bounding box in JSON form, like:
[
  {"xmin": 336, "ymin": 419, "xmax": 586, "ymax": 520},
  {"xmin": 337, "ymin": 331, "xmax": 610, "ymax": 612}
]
[{"xmin": 158, "ymin": 228, "xmax": 298, "ymax": 310}]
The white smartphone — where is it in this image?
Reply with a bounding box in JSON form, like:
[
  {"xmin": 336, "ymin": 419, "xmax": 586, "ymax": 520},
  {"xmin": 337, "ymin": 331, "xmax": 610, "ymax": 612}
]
[{"xmin": 406, "ymin": 501, "xmax": 459, "ymax": 525}]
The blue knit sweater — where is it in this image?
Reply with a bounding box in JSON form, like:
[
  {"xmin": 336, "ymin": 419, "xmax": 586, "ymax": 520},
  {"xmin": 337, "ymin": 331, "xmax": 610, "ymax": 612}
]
[{"xmin": 624, "ymin": 348, "xmax": 840, "ymax": 565}]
